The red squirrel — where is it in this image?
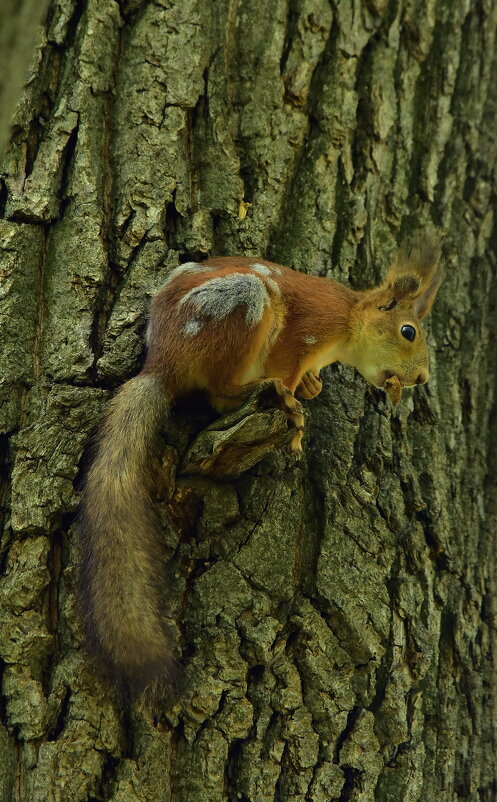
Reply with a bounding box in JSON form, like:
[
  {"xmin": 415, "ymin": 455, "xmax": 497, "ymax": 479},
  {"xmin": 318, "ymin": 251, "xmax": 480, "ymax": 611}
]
[{"xmin": 79, "ymin": 239, "xmax": 443, "ymax": 694}]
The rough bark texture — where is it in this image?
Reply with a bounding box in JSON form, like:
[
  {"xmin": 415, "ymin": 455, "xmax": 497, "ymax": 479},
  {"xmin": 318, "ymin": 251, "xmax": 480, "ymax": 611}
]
[
  {"xmin": 1, "ymin": 1, "xmax": 497, "ymax": 800},
  {"xmin": 0, "ymin": 0, "xmax": 50, "ymax": 151}
]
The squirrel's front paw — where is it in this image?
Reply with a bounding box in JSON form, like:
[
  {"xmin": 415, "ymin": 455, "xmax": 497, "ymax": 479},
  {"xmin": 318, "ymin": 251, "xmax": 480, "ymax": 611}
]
[
  {"xmin": 296, "ymin": 370, "xmax": 322, "ymax": 400},
  {"xmin": 267, "ymin": 379, "xmax": 304, "ymax": 428}
]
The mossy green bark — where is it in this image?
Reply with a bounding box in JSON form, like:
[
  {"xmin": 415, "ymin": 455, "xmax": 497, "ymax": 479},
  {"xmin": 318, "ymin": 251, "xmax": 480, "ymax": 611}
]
[
  {"xmin": 1, "ymin": 1, "xmax": 497, "ymax": 800},
  {"xmin": 0, "ymin": 0, "xmax": 50, "ymax": 151}
]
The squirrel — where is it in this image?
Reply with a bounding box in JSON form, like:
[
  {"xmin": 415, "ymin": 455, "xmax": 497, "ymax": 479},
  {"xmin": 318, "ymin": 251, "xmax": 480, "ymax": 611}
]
[{"xmin": 78, "ymin": 238, "xmax": 443, "ymax": 695}]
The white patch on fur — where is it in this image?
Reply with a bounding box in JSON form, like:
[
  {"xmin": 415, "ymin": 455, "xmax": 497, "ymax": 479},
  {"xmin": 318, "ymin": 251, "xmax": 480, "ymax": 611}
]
[
  {"xmin": 251, "ymin": 262, "xmax": 272, "ymax": 276},
  {"xmin": 161, "ymin": 262, "xmax": 210, "ymax": 288},
  {"xmin": 251, "ymin": 262, "xmax": 282, "ymax": 276},
  {"xmin": 180, "ymin": 272, "xmax": 270, "ymax": 326},
  {"xmin": 183, "ymin": 319, "xmax": 204, "ymax": 336},
  {"xmin": 249, "ymin": 264, "xmax": 281, "ymax": 294},
  {"xmin": 304, "ymin": 335, "xmax": 318, "ymax": 345}
]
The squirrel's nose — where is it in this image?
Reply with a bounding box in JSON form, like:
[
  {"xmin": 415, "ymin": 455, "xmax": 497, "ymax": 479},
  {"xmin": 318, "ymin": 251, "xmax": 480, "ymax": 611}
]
[{"xmin": 416, "ymin": 371, "xmax": 428, "ymax": 385}]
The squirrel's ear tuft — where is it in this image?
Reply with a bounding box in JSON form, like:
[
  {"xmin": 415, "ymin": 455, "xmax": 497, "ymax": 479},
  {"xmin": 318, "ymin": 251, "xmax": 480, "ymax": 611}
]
[
  {"xmin": 384, "ymin": 235, "xmax": 444, "ymax": 317},
  {"xmin": 390, "ymin": 273, "xmax": 421, "ymax": 300}
]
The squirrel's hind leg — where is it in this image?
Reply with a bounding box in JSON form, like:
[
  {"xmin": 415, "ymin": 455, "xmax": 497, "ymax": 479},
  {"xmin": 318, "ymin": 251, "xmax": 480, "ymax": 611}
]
[{"xmin": 201, "ymin": 308, "xmax": 304, "ymax": 452}]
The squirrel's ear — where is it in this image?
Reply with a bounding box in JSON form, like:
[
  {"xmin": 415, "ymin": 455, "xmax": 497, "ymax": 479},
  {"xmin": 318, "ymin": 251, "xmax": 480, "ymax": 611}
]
[
  {"xmin": 387, "ymin": 273, "xmax": 422, "ymax": 301},
  {"xmin": 383, "ymin": 237, "xmax": 443, "ymax": 317},
  {"xmin": 413, "ymin": 260, "xmax": 444, "ymax": 318}
]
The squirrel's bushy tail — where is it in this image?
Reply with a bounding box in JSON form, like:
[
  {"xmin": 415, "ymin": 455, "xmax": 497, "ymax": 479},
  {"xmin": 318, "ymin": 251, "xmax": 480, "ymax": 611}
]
[{"xmin": 79, "ymin": 373, "xmax": 175, "ymax": 696}]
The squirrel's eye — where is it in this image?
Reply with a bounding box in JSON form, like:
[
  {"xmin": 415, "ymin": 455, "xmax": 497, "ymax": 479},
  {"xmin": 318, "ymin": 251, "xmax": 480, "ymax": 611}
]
[{"xmin": 401, "ymin": 324, "xmax": 416, "ymax": 342}]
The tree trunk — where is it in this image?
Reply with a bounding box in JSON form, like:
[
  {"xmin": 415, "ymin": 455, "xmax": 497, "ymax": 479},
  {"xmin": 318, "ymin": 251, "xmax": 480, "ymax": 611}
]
[{"xmin": 1, "ymin": 1, "xmax": 497, "ymax": 800}]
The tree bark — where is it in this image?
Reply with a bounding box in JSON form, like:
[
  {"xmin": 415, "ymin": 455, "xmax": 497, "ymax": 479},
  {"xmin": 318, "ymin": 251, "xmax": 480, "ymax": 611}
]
[
  {"xmin": 0, "ymin": 0, "xmax": 50, "ymax": 151},
  {"xmin": 1, "ymin": 1, "xmax": 497, "ymax": 800}
]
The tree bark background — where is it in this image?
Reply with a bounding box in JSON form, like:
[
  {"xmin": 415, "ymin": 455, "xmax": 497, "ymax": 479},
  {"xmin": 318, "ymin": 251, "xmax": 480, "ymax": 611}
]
[
  {"xmin": 0, "ymin": 0, "xmax": 50, "ymax": 151},
  {"xmin": 1, "ymin": 0, "xmax": 497, "ymax": 800}
]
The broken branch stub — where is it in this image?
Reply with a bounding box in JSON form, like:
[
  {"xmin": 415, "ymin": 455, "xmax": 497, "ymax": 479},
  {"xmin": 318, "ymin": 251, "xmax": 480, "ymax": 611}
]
[{"xmin": 180, "ymin": 385, "xmax": 296, "ymax": 479}]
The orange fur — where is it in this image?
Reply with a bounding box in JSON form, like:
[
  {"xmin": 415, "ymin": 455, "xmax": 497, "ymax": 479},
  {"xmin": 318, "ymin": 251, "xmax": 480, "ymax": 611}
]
[{"xmin": 145, "ymin": 247, "xmax": 442, "ymax": 401}]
